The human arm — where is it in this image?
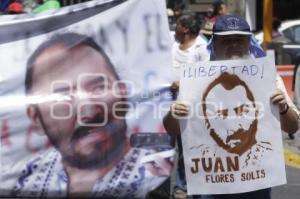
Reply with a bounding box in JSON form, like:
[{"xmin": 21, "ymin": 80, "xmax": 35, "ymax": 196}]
[
  {"xmin": 271, "ymin": 75, "xmax": 299, "ymax": 134},
  {"xmin": 293, "ymin": 66, "xmax": 300, "ymax": 110},
  {"xmin": 163, "ymin": 102, "xmax": 189, "ymax": 137}
]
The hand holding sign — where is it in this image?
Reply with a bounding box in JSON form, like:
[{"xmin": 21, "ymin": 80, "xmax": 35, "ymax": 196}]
[
  {"xmin": 171, "ymin": 101, "xmax": 189, "ymax": 117},
  {"xmin": 270, "ymin": 87, "xmax": 299, "ymax": 133},
  {"xmin": 270, "ymin": 89, "xmax": 289, "ymax": 113}
]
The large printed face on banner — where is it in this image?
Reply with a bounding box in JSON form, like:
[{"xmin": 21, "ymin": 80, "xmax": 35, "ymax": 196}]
[
  {"xmin": 202, "ymin": 72, "xmax": 258, "ymax": 155},
  {"xmin": 25, "ymin": 37, "xmax": 128, "ymax": 169},
  {"xmin": 0, "ymin": 0, "xmax": 175, "ymax": 197}
]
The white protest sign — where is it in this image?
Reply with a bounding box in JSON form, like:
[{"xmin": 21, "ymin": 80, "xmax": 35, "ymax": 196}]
[{"xmin": 179, "ymin": 54, "xmax": 286, "ymax": 195}]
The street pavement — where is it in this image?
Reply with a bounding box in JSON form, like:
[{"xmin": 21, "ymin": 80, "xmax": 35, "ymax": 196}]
[
  {"xmin": 283, "ymin": 131, "xmax": 300, "ymax": 169},
  {"xmin": 272, "ymin": 165, "xmax": 300, "ymax": 199},
  {"xmin": 273, "ymin": 132, "xmax": 300, "ymax": 199}
]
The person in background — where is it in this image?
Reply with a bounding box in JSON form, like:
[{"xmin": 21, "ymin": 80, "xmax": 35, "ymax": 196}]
[
  {"xmin": 272, "ymin": 17, "xmax": 295, "ymax": 139},
  {"xmin": 164, "ymin": 14, "xmax": 299, "ymax": 199},
  {"xmin": 201, "ymin": 0, "xmax": 228, "ymax": 41},
  {"xmin": 205, "ymin": 7, "xmax": 214, "ymax": 20},
  {"xmin": 293, "ymin": 64, "xmax": 300, "ymax": 139},
  {"xmin": 200, "ymin": 7, "xmax": 215, "ymax": 40},
  {"xmin": 272, "ymin": 17, "xmax": 289, "ymax": 43},
  {"xmin": 212, "ymin": 0, "xmax": 227, "ymax": 18},
  {"xmin": 171, "ymin": 13, "xmax": 210, "ymax": 199},
  {"xmin": 172, "ymin": 13, "xmax": 210, "ymax": 82}
]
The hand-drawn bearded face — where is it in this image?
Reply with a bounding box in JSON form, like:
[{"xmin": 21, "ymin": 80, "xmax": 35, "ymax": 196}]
[{"xmin": 202, "ymin": 72, "xmax": 258, "ymax": 156}]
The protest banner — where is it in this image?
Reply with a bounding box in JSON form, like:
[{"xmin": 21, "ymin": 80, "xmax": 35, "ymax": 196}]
[
  {"xmin": 179, "ymin": 54, "xmax": 286, "ymax": 195},
  {"xmin": 0, "ymin": 0, "xmax": 175, "ymax": 198}
]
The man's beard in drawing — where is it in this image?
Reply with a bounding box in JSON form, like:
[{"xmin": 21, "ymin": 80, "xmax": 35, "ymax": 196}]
[{"xmin": 209, "ymin": 119, "xmax": 258, "ymax": 156}]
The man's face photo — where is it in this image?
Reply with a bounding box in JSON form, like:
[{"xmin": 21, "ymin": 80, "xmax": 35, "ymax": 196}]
[
  {"xmin": 203, "ymin": 73, "xmax": 258, "ymax": 155},
  {"xmin": 27, "ymin": 43, "xmax": 127, "ymax": 169}
]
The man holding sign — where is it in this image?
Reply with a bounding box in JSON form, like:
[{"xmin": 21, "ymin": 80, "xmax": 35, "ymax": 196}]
[{"xmin": 164, "ymin": 15, "xmax": 299, "ymax": 199}]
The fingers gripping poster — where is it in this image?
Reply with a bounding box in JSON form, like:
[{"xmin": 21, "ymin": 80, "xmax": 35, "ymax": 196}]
[
  {"xmin": 0, "ymin": 0, "xmax": 175, "ymax": 198},
  {"xmin": 179, "ymin": 55, "xmax": 286, "ymax": 195}
]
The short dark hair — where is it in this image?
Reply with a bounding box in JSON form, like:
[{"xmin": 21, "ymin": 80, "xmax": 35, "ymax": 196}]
[
  {"xmin": 272, "ymin": 18, "xmax": 282, "ymax": 31},
  {"xmin": 177, "ymin": 13, "xmax": 202, "ymax": 36},
  {"xmin": 212, "ymin": 0, "xmax": 225, "ymax": 16},
  {"xmin": 25, "ymin": 32, "xmax": 119, "ymax": 94}
]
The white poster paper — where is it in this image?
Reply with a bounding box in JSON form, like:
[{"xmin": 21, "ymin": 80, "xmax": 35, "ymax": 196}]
[{"xmin": 180, "ymin": 55, "xmax": 286, "ymax": 195}]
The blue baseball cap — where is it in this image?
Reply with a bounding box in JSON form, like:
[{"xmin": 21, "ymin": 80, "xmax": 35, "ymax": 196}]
[{"xmin": 213, "ymin": 15, "xmax": 252, "ymax": 35}]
